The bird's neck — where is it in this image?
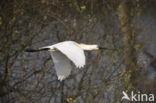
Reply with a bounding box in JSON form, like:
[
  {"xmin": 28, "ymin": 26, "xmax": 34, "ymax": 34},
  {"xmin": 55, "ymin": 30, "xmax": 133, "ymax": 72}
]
[{"xmin": 78, "ymin": 44, "xmax": 99, "ymax": 50}]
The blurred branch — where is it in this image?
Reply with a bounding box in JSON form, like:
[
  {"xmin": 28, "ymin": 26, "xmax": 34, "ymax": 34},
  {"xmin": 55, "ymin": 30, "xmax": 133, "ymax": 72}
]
[{"xmin": 118, "ymin": 0, "xmax": 140, "ymax": 88}]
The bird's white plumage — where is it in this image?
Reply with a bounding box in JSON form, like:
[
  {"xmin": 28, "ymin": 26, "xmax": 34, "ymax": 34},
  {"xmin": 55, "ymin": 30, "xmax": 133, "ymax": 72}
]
[
  {"xmin": 36, "ymin": 41, "xmax": 100, "ymax": 81},
  {"xmin": 50, "ymin": 50, "xmax": 72, "ymax": 81},
  {"xmin": 53, "ymin": 41, "xmax": 86, "ymax": 68}
]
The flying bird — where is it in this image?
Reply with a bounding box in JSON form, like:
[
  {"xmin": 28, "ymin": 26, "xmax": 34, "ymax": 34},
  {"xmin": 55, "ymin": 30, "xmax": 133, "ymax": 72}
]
[{"xmin": 25, "ymin": 41, "xmax": 110, "ymax": 81}]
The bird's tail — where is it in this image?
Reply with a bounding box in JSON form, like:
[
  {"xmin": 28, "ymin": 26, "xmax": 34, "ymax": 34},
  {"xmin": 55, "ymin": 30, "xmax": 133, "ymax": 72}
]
[{"xmin": 24, "ymin": 48, "xmax": 50, "ymax": 52}]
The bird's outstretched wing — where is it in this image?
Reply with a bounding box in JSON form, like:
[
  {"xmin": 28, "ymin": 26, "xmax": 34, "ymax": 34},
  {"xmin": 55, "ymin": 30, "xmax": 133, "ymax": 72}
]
[
  {"xmin": 53, "ymin": 41, "xmax": 86, "ymax": 68},
  {"xmin": 50, "ymin": 50, "xmax": 72, "ymax": 81}
]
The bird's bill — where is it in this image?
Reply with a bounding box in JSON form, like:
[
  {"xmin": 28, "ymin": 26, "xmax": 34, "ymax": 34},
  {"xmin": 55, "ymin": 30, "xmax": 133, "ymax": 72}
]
[{"xmin": 76, "ymin": 43, "xmax": 114, "ymax": 51}]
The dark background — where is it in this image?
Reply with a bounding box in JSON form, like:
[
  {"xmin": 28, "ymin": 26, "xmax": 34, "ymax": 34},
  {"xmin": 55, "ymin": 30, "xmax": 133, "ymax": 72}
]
[{"xmin": 0, "ymin": 0, "xmax": 156, "ymax": 103}]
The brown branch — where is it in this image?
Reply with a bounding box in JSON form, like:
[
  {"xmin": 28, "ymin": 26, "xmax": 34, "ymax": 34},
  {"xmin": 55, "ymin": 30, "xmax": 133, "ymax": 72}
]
[{"xmin": 118, "ymin": 0, "xmax": 140, "ymax": 88}]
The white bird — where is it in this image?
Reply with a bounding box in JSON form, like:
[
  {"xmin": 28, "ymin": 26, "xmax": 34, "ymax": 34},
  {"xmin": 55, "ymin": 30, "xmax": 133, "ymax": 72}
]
[{"xmin": 25, "ymin": 41, "xmax": 109, "ymax": 81}]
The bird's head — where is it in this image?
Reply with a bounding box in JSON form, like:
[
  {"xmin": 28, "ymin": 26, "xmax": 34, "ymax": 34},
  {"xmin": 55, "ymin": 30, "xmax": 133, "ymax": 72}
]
[
  {"xmin": 77, "ymin": 43, "xmax": 99, "ymax": 50},
  {"xmin": 77, "ymin": 43, "xmax": 112, "ymax": 51}
]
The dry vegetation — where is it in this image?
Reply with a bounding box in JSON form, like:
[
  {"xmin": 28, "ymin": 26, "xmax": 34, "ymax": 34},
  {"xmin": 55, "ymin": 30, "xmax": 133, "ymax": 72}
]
[{"xmin": 0, "ymin": 0, "xmax": 156, "ymax": 103}]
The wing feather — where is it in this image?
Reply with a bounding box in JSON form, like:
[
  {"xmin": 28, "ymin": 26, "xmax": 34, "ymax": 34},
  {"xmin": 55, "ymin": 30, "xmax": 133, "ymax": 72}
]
[
  {"xmin": 53, "ymin": 41, "xmax": 85, "ymax": 68},
  {"xmin": 50, "ymin": 51, "xmax": 72, "ymax": 81}
]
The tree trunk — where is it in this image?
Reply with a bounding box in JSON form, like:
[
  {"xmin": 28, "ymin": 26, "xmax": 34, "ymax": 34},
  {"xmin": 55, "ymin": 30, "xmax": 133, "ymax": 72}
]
[{"xmin": 118, "ymin": 0, "xmax": 140, "ymax": 88}]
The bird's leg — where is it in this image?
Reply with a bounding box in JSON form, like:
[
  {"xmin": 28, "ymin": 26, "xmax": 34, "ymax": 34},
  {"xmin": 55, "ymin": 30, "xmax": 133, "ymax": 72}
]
[{"xmin": 25, "ymin": 48, "xmax": 50, "ymax": 52}]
